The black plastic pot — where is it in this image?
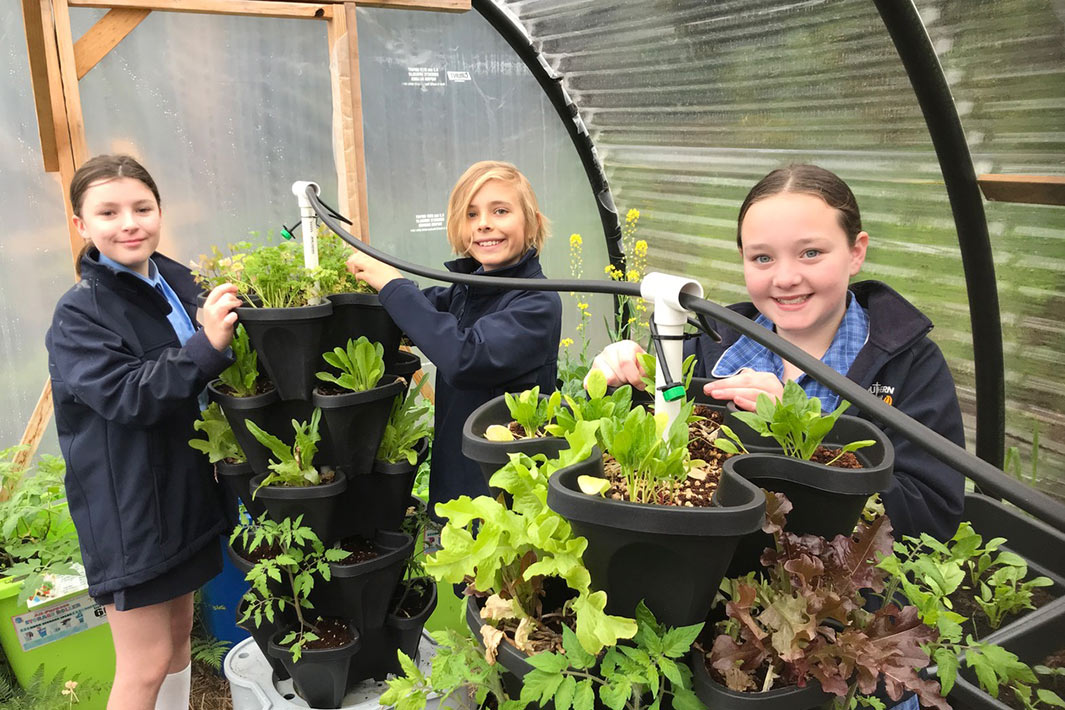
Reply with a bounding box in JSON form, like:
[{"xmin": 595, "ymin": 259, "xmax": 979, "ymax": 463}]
[
  {"xmin": 323, "ymin": 292, "xmax": 402, "ymax": 366},
  {"xmin": 370, "ymin": 437, "xmax": 431, "ymax": 532},
  {"xmin": 237, "ymin": 300, "xmax": 333, "ymax": 401},
  {"xmin": 963, "ymin": 493, "xmax": 1065, "ymax": 592},
  {"xmin": 250, "ymin": 470, "xmax": 348, "ymax": 546},
  {"xmin": 226, "ymin": 539, "xmax": 287, "ymax": 601},
  {"xmin": 465, "ymin": 595, "xmax": 535, "ymax": 696},
  {"xmin": 387, "ymin": 577, "xmax": 438, "ymax": 663},
  {"xmin": 235, "ymin": 595, "xmax": 291, "ymax": 681},
  {"xmin": 216, "ymin": 459, "xmax": 263, "ymax": 522},
  {"xmin": 689, "ymin": 646, "xmax": 833, "ymax": 710},
  {"xmin": 347, "ymin": 577, "xmax": 439, "ymax": 684},
  {"xmin": 207, "ymin": 379, "xmax": 280, "ymax": 478},
  {"xmin": 385, "ymin": 350, "xmax": 422, "ymax": 397},
  {"xmin": 546, "ymin": 448, "xmax": 766, "ymax": 628},
  {"xmin": 311, "ymin": 530, "xmax": 415, "ymax": 630},
  {"xmin": 267, "ymin": 620, "xmax": 361, "ymax": 709},
  {"xmin": 462, "ymin": 393, "xmax": 568, "ymax": 488},
  {"xmin": 311, "ymin": 377, "xmax": 405, "ymax": 474},
  {"xmin": 947, "ymin": 596, "xmax": 1065, "ymax": 710}
]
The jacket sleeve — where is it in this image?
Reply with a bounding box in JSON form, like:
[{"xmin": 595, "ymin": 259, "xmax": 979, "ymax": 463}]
[
  {"xmin": 49, "ymin": 299, "xmax": 233, "ymax": 428},
  {"xmin": 876, "ymin": 340, "xmax": 967, "ymax": 541},
  {"xmin": 378, "ymin": 278, "xmax": 561, "ymax": 389}
]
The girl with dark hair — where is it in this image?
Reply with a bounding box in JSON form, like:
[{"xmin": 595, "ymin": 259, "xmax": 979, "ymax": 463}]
[
  {"xmin": 591, "ymin": 164, "xmax": 966, "ymax": 546},
  {"xmin": 46, "ymin": 154, "xmax": 241, "ymax": 709}
]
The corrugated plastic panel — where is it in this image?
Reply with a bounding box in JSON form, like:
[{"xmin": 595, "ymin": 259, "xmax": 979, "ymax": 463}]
[{"xmin": 503, "ymin": 0, "xmax": 1065, "ymax": 500}]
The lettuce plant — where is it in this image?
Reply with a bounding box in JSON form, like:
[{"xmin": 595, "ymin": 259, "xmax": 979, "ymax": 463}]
[
  {"xmin": 316, "ymin": 336, "xmax": 385, "ymax": 392},
  {"xmin": 714, "ymin": 380, "xmax": 874, "ymax": 465},
  {"xmin": 376, "ymin": 388, "xmax": 432, "ymax": 465},
  {"xmin": 188, "ymin": 402, "xmax": 245, "ymax": 464},
  {"xmin": 217, "ymin": 324, "xmax": 260, "ymax": 397},
  {"xmin": 246, "ymin": 409, "xmax": 325, "ymax": 492},
  {"xmin": 485, "ymin": 387, "xmax": 563, "ymax": 441}
]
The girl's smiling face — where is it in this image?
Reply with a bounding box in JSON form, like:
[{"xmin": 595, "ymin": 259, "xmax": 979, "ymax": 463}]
[
  {"xmin": 740, "ymin": 191, "xmax": 868, "ymax": 345},
  {"xmin": 464, "ymin": 179, "xmax": 528, "ymax": 271},
  {"xmin": 74, "ymin": 177, "xmax": 161, "ymax": 277}
]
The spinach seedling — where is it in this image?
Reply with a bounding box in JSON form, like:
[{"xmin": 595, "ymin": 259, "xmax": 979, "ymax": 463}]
[{"xmin": 714, "ymin": 381, "xmax": 874, "ymax": 465}]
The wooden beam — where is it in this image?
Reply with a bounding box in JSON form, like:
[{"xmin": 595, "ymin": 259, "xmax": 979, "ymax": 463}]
[
  {"xmin": 22, "ymin": 0, "xmax": 60, "ymax": 171},
  {"xmin": 68, "ymin": 0, "xmax": 333, "ymax": 19},
  {"xmin": 327, "ymin": 2, "xmax": 369, "ymax": 242},
  {"xmin": 13, "ymin": 382, "xmax": 54, "ymax": 471},
  {"xmin": 53, "ymin": 0, "xmax": 89, "ymax": 168},
  {"xmin": 291, "ymin": 0, "xmax": 469, "ymax": 11},
  {"xmin": 74, "ymin": 8, "xmax": 150, "ymax": 79},
  {"xmin": 978, "ymin": 174, "xmax": 1065, "ymax": 207}
]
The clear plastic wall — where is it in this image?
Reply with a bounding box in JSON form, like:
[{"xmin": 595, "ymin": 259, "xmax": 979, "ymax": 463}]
[
  {"xmin": 506, "ymin": 0, "xmax": 1065, "ymax": 501},
  {"xmin": 1, "ymin": 4, "xmax": 610, "ymax": 453}
]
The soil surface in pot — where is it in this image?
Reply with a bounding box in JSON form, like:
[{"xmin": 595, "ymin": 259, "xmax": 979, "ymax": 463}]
[
  {"xmin": 948, "ymin": 584, "xmax": 1056, "ymax": 641},
  {"xmin": 302, "ymin": 616, "xmax": 356, "ymax": 650},
  {"xmin": 214, "ymin": 378, "xmax": 276, "ymax": 397},
  {"xmin": 235, "ymin": 539, "xmax": 281, "ymax": 563},
  {"xmin": 391, "ymin": 578, "xmax": 432, "ymax": 618},
  {"xmin": 503, "ymin": 421, "xmax": 550, "ymax": 438},
  {"xmin": 315, "ymin": 382, "xmax": 385, "ymax": 396},
  {"xmin": 999, "ymin": 646, "xmax": 1065, "ymax": 710},
  {"xmin": 334, "ymin": 535, "xmax": 379, "ymax": 564},
  {"xmin": 808, "ymin": 447, "xmax": 862, "ymax": 468}
]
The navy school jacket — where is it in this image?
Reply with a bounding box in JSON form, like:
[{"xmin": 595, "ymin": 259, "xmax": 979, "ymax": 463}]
[
  {"xmin": 377, "ymin": 249, "xmax": 563, "ymax": 516},
  {"xmin": 46, "ymin": 249, "xmax": 233, "ymax": 598},
  {"xmin": 685, "ymin": 280, "xmax": 966, "ymax": 541}
]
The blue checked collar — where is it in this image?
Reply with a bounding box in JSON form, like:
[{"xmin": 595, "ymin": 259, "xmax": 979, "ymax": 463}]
[{"xmin": 711, "ymin": 293, "xmax": 869, "ymax": 412}]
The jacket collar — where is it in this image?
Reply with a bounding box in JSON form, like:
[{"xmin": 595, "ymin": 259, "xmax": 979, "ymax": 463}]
[
  {"xmin": 80, "ymin": 248, "xmax": 197, "ymax": 316},
  {"xmin": 442, "ymin": 249, "xmax": 544, "ymax": 292}
]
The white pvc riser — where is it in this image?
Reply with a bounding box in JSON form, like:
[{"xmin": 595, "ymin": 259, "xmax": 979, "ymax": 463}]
[{"xmin": 225, "ymin": 633, "xmax": 439, "ymax": 710}]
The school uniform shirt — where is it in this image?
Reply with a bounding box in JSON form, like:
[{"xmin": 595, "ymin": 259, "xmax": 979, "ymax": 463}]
[
  {"xmin": 46, "ymin": 248, "xmax": 233, "ymax": 599},
  {"xmin": 377, "ymin": 249, "xmax": 563, "ymax": 516},
  {"xmin": 685, "ymin": 280, "xmax": 966, "ymax": 541}
]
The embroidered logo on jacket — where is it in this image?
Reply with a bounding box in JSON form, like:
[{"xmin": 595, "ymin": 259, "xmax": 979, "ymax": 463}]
[{"xmin": 869, "ymin": 382, "xmax": 895, "ymax": 406}]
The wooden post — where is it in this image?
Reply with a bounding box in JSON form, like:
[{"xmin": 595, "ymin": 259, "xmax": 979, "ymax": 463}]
[
  {"xmin": 74, "ymin": 8, "xmax": 151, "ymax": 79},
  {"xmin": 327, "ymin": 2, "xmax": 370, "ymax": 242}
]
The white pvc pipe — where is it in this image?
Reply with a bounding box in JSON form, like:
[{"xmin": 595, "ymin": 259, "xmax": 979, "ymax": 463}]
[
  {"xmin": 640, "ymin": 272, "xmax": 704, "ymax": 434},
  {"xmin": 291, "ymin": 181, "xmax": 321, "ymax": 270}
]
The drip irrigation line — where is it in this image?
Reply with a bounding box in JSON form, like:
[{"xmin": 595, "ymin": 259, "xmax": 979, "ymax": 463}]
[{"xmin": 307, "ymin": 186, "xmax": 1065, "ymax": 533}]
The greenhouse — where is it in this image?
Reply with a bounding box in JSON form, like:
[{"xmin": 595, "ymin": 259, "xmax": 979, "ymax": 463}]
[{"xmin": 1, "ymin": 0, "xmax": 1064, "ymax": 708}]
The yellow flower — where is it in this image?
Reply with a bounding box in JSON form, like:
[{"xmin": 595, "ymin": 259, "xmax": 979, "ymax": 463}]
[
  {"xmin": 560, "ymin": 338, "xmax": 574, "ymax": 348},
  {"xmin": 577, "ymin": 302, "xmax": 589, "ymax": 310},
  {"xmin": 569, "ymin": 233, "xmax": 583, "ymax": 247},
  {"xmin": 626, "ymin": 208, "xmax": 640, "ymax": 222},
  {"xmin": 634, "ymin": 240, "xmax": 648, "ymax": 257},
  {"xmin": 604, "ymin": 264, "xmax": 615, "ymax": 275},
  {"xmin": 626, "ymin": 269, "xmax": 640, "ymax": 282}
]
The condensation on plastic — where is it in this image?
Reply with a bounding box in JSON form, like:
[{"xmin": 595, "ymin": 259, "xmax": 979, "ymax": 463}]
[
  {"xmin": 0, "ymin": 5, "xmax": 610, "ymax": 453},
  {"xmin": 503, "ymin": 0, "xmax": 1065, "ymax": 500}
]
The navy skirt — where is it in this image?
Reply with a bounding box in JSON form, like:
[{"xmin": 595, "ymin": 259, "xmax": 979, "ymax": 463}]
[{"xmin": 93, "ymin": 539, "xmax": 221, "ymax": 611}]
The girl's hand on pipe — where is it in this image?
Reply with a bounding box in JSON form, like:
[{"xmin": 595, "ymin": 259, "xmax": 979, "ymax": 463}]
[
  {"xmin": 705, "ymin": 369, "xmax": 786, "ymax": 411},
  {"xmin": 202, "ymin": 283, "xmax": 241, "ymax": 351},
  {"xmin": 587, "ymin": 340, "xmax": 648, "ymax": 391},
  {"xmin": 346, "ymin": 250, "xmax": 403, "ymax": 292}
]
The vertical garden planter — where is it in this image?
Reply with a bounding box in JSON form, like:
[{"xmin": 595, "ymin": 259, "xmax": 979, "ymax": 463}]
[
  {"xmin": 546, "ymin": 448, "xmax": 766, "ymax": 628},
  {"xmin": 311, "ymin": 376, "xmax": 405, "ymax": 474},
  {"xmin": 323, "ymin": 293, "xmax": 402, "ymax": 366},
  {"xmin": 963, "ymin": 493, "xmax": 1065, "ymax": 591},
  {"xmin": 250, "ymin": 470, "xmax": 348, "ymax": 546},
  {"xmin": 347, "ymin": 577, "xmax": 439, "ymax": 684},
  {"xmin": 237, "ymin": 301, "xmax": 333, "ymax": 401},
  {"xmin": 216, "ymin": 459, "xmax": 262, "ymax": 521},
  {"xmin": 461, "ymin": 393, "xmax": 568, "ymax": 488},
  {"xmin": 267, "ymin": 620, "xmax": 361, "ymax": 709},
  {"xmin": 235, "ymin": 595, "xmax": 291, "ymax": 682},
  {"xmin": 370, "ymin": 437, "xmax": 431, "ymax": 533},
  {"xmin": 723, "ymin": 415, "xmax": 894, "ymax": 577},
  {"xmin": 385, "ymin": 350, "xmax": 422, "ymax": 397},
  {"xmin": 311, "ymin": 530, "xmax": 416, "ymax": 630},
  {"xmin": 689, "ymin": 645, "xmax": 833, "ymax": 710},
  {"xmin": 208, "ymin": 379, "xmax": 280, "ymax": 480}
]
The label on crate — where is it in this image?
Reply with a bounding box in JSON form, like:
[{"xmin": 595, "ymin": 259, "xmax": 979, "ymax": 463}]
[
  {"xmin": 11, "ymin": 592, "xmax": 108, "ymax": 652},
  {"xmin": 26, "ymin": 566, "xmax": 90, "ymax": 609}
]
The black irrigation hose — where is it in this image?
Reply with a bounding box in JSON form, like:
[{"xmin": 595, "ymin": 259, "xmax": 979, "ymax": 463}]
[{"xmin": 308, "ymin": 186, "xmax": 1065, "ymax": 533}]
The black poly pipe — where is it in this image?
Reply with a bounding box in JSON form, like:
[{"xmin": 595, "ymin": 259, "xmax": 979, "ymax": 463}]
[
  {"xmin": 874, "ymin": 1, "xmax": 1005, "ymax": 468},
  {"xmin": 308, "ymin": 187, "xmax": 1065, "ymax": 532}
]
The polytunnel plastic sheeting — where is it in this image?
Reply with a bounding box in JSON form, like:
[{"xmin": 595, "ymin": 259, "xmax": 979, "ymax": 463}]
[
  {"xmin": 0, "ymin": 4, "xmax": 611, "ymax": 455},
  {"xmin": 0, "ymin": 4, "xmax": 74, "ymax": 455},
  {"xmin": 503, "ymin": 0, "xmax": 1065, "ymax": 502}
]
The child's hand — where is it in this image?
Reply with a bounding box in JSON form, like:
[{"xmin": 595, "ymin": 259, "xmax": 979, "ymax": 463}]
[
  {"xmin": 706, "ymin": 369, "xmax": 785, "ymax": 411},
  {"xmin": 588, "ymin": 340, "xmax": 648, "ymax": 390},
  {"xmin": 201, "ymin": 283, "xmax": 241, "ymax": 351},
  {"xmin": 346, "ymin": 251, "xmax": 403, "ymax": 291}
]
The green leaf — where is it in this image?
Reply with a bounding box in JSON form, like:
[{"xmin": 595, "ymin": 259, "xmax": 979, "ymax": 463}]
[
  {"xmin": 599, "ymin": 678, "xmax": 632, "ymax": 710},
  {"xmin": 554, "ymin": 675, "xmax": 577, "ymax": 710},
  {"xmin": 573, "ymin": 679, "xmax": 596, "ymax": 710}
]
